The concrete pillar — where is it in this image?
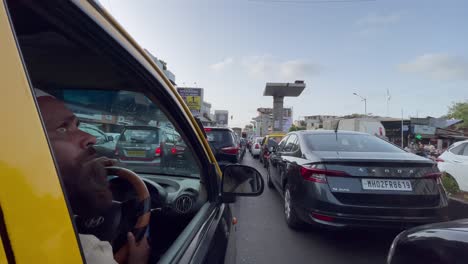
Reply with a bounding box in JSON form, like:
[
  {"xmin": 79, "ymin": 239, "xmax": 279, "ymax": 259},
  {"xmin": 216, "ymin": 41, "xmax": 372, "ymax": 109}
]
[{"xmin": 273, "ymin": 96, "xmax": 284, "ymax": 131}]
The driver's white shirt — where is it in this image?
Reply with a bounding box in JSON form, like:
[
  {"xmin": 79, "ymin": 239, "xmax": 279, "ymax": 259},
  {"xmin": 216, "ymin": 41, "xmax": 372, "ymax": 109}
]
[{"xmin": 79, "ymin": 234, "xmax": 118, "ymax": 264}]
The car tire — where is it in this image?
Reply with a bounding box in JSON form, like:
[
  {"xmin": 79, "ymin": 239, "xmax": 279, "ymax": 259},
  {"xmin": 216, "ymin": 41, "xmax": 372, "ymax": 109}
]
[
  {"xmin": 284, "ymin": 184, "xmax": 303, "ymax": 229},
  {"xmin": 267, "ymin": 166, "xmax": 274, "ymax": 189}
]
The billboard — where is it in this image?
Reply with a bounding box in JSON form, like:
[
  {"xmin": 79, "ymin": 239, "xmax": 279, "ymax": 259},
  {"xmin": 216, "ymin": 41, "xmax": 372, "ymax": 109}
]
[
  {"xmin": 215, "ymin": 110, "xmax": 229, "ymax": 126},
  {"xmin": 177, "ymin": 87, "xmax": 203, "ymax": 116}
]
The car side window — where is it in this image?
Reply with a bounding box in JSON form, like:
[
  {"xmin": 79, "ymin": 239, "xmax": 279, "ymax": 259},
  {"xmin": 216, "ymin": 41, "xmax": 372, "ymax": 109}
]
[
  {"xmin": 450, "ymin": 144, "xmax": 466, "ymax": 155},
  {"xmin": 283, "ymin": 135, "xmax": 297, "ymax": 152},
  {"xmin": 462, "ymin": 145, "xmax": 468, "ymax": 156},
  {"xmin": 277, "ymin": 136, "xmax": 289, "ymax": 152},
  {"xmin": 291, "ymin": 137, "xmax": 300, "ymax": 152}
]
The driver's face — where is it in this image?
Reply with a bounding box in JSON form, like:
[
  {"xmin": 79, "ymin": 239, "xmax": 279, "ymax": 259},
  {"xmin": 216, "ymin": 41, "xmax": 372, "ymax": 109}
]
[
  {"xmin": 38, "ymin": 96, "xmax": 112, "ymax": 215},
  {"xmin": 38, "ymin": 97, "xmax": 97, "ymax": 165}
]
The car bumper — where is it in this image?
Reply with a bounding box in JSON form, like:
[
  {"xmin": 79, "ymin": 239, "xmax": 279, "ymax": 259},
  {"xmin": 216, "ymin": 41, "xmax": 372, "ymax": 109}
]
[
  {"xmin": 251, "ymin": 149, "xmax": 261, "ymax": 155},
  {"xmin": 292, "ymin": 182, "xmax": 449, "ymax": 229}
]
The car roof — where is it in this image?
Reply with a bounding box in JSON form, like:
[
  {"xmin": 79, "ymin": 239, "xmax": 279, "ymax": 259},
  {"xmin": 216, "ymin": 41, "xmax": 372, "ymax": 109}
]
[
  {"xmin": 205, "ymin": 127, "xmax": 234, "ymax": 132},
  {"xmin": 295, "ymin": 130, "xmax": 370, "ymax": 136}
]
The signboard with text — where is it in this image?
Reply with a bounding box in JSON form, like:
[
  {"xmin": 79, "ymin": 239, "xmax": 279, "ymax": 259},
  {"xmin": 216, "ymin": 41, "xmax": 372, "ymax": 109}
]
[{"xmin": 177, "ymin": 87, "xmax": 203, "ymax": 116}]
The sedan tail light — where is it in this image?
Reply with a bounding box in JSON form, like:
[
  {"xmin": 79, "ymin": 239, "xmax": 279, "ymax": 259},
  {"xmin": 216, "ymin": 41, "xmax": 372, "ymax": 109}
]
[
  {"xmin": 171, "ymin": 147, "xmax": 177, "ymax": 154},
  {"xmin": 221, "ymin": 146, "xmax": 239, "ymax": 155},
  {"xmin": 300, "ymin": 166, "xmax": 349, "ymax": 183},
  {"xmin": 436, "ymin": 158, "xmax": 444, "ymax": 162},
  {"xmin": 155, "ymin": 147, "xmax": 162, "ymax": 157}
]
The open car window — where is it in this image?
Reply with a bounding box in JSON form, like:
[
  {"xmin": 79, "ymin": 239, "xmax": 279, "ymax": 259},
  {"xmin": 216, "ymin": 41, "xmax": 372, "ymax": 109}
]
[{"xmin": 46, "ymin": 89, "xmax": 201, "ymax": 178}]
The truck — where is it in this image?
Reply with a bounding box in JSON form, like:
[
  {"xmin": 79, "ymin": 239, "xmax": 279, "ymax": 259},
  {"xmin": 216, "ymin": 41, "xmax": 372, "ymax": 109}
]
[{"xmin": 323, "ymin": 118, "xmax": 386, "ymax": 137}]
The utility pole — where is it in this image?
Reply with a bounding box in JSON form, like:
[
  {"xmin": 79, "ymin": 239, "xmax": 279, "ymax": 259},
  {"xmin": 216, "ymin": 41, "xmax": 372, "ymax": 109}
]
[
  {"xmin": 353, "ymin": 92, "xmax": 367, "ymax": 116},
  {"xmin": 401, "ymin": 109, "xmax": 404, "ymax": 148}
]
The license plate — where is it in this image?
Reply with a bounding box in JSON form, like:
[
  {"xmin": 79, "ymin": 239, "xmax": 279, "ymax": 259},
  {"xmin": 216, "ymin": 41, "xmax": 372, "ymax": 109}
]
[
  {"xmin": 126, "ymin": 150, "xmax": 146, "ymax": 157},
  {"xmin": 361, "ymin": 179, "xmax": 412, "ymax": 191}
]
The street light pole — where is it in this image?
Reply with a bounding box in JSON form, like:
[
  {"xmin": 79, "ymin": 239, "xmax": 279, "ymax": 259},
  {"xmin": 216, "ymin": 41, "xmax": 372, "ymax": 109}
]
[{"xmin": 353, "ymin": 92, "xmax": 367, "ymax": 116}]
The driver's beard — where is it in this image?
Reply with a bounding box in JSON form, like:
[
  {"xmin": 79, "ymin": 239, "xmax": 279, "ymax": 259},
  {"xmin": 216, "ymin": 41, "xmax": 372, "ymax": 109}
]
[{"xmin": 60, "ymin": 163, "xmax": 113, "ymax": 217}]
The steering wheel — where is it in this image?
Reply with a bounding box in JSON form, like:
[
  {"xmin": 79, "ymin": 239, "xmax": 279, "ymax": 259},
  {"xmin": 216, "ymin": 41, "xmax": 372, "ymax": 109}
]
[
  {"xmin": 75, "ymin": 166, "xmax": 151, "ymax": 264},
  {"xmin": 106, "ymin": 167, "xmax": 151, "ymax": 263}
]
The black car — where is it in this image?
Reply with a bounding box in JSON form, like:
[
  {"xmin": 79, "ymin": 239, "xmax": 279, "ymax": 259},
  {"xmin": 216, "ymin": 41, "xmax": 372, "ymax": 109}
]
[
  {"xmin": 387, "ymin": 218, "xmax": 468, "ymax": 264},
  {"xmin": 205, "ymin": 127, "xmax": 241, "ymax": 164},
  {"xmin": 267, "ymin": 130, "xmax": 449, "ymax": 229}
]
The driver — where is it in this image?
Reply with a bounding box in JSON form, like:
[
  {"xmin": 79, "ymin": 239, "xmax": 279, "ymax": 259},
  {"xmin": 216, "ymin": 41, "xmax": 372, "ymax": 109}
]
[{"xmin": 35, "ymin": 89, "xmax": 150, "ymax": 264}]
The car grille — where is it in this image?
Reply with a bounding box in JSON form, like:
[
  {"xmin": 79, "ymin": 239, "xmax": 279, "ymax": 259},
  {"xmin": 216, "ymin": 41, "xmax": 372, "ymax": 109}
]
[{"xmin": 333, "ymin": 193, "xmax": 440, "ymax": 208}]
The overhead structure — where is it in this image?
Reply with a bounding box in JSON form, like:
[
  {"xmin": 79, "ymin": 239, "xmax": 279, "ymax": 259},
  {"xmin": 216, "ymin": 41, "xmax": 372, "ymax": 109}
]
[{"xmin": 263, "ymin": 80, "xmax": 306, "ymax": 132}]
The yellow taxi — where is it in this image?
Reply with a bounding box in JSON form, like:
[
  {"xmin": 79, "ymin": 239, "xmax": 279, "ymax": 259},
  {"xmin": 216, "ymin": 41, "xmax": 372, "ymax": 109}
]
[
  {"xmin": 259, "ymin": 133, "xmax": 287, "ymax": 167},
  {"xmin": 0, "ymin": 1, "xmax": 263, "ymax": 263}
]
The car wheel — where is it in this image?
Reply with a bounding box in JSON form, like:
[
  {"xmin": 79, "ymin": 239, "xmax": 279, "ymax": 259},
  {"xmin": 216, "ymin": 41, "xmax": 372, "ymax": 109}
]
[
  {"xmin": 284, "ymin": 184, "xmax": 303, "ymax": 229},
  {"xmin": 267, "ymin": 166, "xmax": 274, "ymax": 188}
]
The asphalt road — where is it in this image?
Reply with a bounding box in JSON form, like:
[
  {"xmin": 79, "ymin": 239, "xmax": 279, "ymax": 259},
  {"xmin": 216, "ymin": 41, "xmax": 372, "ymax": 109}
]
[{"xmin": 233, "ymin": 151, "xmax": 401, "ymax": 264}]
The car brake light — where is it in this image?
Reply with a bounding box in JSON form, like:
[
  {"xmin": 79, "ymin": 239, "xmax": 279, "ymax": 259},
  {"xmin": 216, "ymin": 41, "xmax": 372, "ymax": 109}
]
[
  {"xmin": 221, "ymin": 146, "xmax": 239, "ymax": 155},
  {"xmin": 436, "ymin": 158, "xmax": 444, "ymax": 162},
  {"xmin": 171, "ymin": 147, "xmax": 177, "ymax": 154},
  {"xmin": 300, "ymin": 166, "xmax": 348, "ymax": 183},
  {"xmin": 423, "ymin": 172, "xmax": 442, "ymax": 184},
  {"xmin": 310, "ymin": 213, "xmax": 334, "ymax": 222},
  {"xmin": 155, "ymin": 147, "xmax": 161, "ymax": 157},
  {"xmin": 423, "ymin": 172, "xmax": 442, "ymax": 179},
  {"xmin": 204, "ymin": 128, "xmax": 212, "ymax": 132},
  {"xmin": 255, "ymin": 143, "xmax": 260, "ymax": 149}
]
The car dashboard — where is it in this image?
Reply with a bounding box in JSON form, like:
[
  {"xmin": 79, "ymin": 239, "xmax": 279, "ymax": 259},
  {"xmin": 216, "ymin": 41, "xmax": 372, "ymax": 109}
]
[{"xmin": 109, "ymin": 173, "xmax": 204, "ymax": 217}]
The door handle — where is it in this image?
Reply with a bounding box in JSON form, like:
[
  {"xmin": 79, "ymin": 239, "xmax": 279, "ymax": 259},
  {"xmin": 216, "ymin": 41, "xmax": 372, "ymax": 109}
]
[{"xmin": 453, "ymin": 160, "xmax": 463, "ymax": 163}]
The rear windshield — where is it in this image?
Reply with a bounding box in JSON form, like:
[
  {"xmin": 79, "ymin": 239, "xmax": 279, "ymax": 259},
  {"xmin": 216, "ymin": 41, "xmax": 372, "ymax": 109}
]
[
  {"xmin": 120, "ymin": 129, "xmax": 159, "ymax": 144},
  {"xmin": 304, "ymin": 134, "xmax": 404, "ymax": 153},
  {"xmin": 206, "ymin": 130, "xmax": 234, "ymax": 147},
  {"xmin": 255, "ymin": 138, "xmax": 263, "ymax": 143}
]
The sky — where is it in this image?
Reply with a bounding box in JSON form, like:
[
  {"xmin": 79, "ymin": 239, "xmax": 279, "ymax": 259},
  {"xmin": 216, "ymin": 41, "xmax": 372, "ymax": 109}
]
[{"xmin": 100, "ymin": 0, "xmax": 468, "ymax": 128}]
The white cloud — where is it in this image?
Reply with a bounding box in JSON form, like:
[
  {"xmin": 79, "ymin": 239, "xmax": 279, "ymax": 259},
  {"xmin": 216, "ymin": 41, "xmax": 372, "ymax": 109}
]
[
  {"xmin": 399, "ymin": 53, "xmax": 468, "ymax": 81},
  {"xmin": 209, "ymin": 57, "xmax": 234, "ymax": 71},
  {"xmin": 243, "ymin": 55, "xmax": 320, "ymax": 80},
  {"xmin": 356, "ymin": 12, "xmax": 402, "ymax": 27}
]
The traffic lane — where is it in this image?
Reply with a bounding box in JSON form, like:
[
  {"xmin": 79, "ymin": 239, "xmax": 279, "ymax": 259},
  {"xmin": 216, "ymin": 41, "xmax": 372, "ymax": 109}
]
[{"xmin": 235, "ymin": 153, "xmax": 399, "ymax": 264}]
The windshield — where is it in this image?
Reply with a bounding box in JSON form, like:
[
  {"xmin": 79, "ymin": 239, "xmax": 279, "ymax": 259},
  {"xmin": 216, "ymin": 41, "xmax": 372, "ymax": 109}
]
[
  {"xmin": 206, "ymin": 130, "xmax": 234, "ymax": 148},
  {"xmin": 120, "ymin": 128, "xmax": 159, "ymax": 144},
  {"xmin": 304, "ymin": 133, "xmax": 405, "ymax": 153}
]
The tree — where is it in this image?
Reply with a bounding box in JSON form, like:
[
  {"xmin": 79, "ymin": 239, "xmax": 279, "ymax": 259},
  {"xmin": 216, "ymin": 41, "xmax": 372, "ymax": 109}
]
[
  {"xmin": 289, "ymin": 124, "xmax": 306, "ymax": 132},
  {"xmin": 447, "ymin": 101, "xmax": 468, "ymax": 129}
]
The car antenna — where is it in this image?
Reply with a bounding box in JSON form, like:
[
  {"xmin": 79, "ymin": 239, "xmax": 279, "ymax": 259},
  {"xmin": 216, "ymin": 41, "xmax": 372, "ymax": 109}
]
[{"xmin": 334, "ymin": 119, "xmax": 340, "ymax": 140}]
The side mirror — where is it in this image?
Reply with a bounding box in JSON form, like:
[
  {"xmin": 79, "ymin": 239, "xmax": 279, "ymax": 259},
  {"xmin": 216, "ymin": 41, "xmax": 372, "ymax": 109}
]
[{"xmin": 221, "ymin": 165, "xmax": 264, "ymax": 203}]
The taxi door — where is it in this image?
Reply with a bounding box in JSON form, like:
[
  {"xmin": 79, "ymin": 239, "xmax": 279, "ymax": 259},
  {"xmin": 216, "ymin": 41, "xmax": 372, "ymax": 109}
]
[{"xmin": 0, "ymin": 1, "xmax": 83, "ymax": 263}]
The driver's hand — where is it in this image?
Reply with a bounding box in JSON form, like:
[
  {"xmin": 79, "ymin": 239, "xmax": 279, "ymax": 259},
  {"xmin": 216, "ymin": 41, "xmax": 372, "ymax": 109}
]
[{"xmin": 127, "ymin": 232, "xmax": 150, "ymax": 264}]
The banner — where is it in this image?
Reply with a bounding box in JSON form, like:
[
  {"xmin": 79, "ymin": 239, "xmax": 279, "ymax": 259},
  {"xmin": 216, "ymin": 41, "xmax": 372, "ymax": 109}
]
[{"xmin": 177, "ymin": 87, "xmax": 203, "ymax": 116}]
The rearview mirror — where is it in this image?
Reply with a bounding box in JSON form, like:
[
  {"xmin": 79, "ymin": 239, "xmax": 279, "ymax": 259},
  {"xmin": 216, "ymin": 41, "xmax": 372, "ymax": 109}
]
[
  {"xmin": 221, "ymin": 164, "xmax": 264, "ymax": 202},
  {"xmin": 107, "ymin": 136, "xmax": 114, "ymax": 142}
]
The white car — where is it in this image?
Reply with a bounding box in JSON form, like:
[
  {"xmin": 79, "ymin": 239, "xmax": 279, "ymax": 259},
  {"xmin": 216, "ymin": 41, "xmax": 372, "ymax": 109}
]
[
  {"xmin": 438, "ymin": 140, "xmax": 468, "ymax": 192},
  {"xmin": 251, "ymin": 137, "xmax": 264, "ymax": 158}
]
